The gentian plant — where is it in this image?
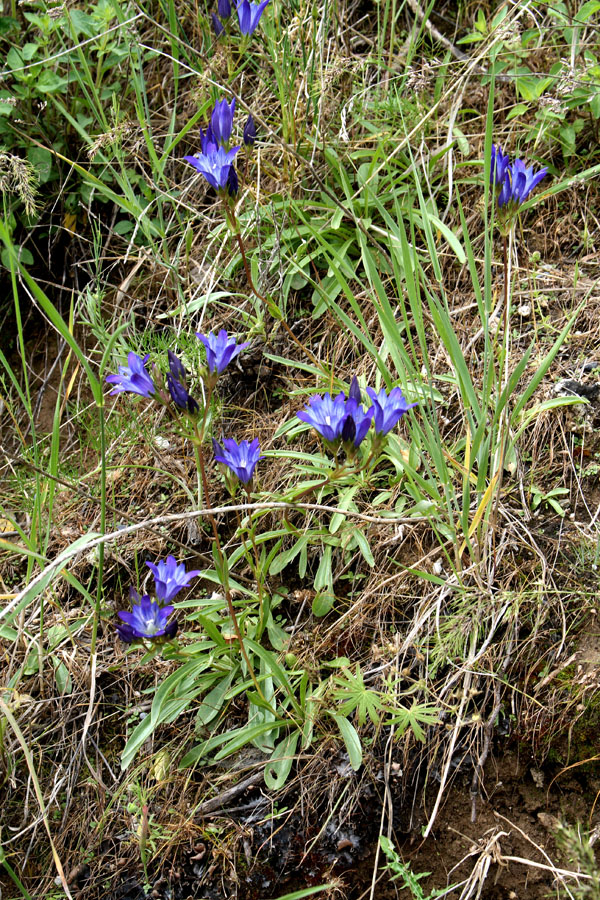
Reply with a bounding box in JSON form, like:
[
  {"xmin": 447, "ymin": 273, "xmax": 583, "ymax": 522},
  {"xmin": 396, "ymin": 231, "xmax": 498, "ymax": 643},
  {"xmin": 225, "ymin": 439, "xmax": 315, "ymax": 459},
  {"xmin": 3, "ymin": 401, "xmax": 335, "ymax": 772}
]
[
  {"xmin": 211, "ymin": 97, "xmax": 236, "ymax": 145},
  {"xmin": 497, "ymin": 157, "xmax": 548, "ymax": 212},
  {"xmin": 197, "ymin": 329, "xmax": 250, "ymax": 382},
  {"xmin": 297, "ymin": 377, "xmax": 413, "ymax": 461},
  {"xmin": 146, "ymin": 555, "xmax": 201, "ymax": 602},
  {"xmin": 297, "ymin": 390, "xmax": 351, "ymax": 444},
  {"xmin": 366, "ymin": 386, "xmax": 417, "ymax": 437},
  {"xmin": 213, "ymin": 437, "xmax": 263, "ymax": 488},
  {"xmin": 116, "ymin": 588, "xmax": 177, "ymax": 644},
  {"xmin": 166, "ymin": 351, "xmax": 199, "ymax": 413},
  {"xmin": 488, "ymin": 144, "xmax": 548, "ymax": 234},
  {"xmin": 243, "ymin": 114, "xmax": 256, "ymax": 146},
  {"xmin": 105, "ymin": 352, "xmax": 156, "ymax": 398},
  {"xmin": 107, "ymin": 325, "xmax": 267, "ymax": 698},
  {"xmin": 184, "ymin": 144, "xmax": 241, "ymax": 193},
  {"xmin": 236, "ymin": 0, "xmax": 271, "ymax": 35}
]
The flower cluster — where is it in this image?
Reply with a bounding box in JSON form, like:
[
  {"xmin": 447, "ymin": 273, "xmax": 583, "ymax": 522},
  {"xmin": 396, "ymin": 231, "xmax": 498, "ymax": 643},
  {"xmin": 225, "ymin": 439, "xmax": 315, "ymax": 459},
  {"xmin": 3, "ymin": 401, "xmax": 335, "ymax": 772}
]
[
  {"xmin": 116, "ymin": 556, "xmax": 200, "ymax": 643},
  {"xmin": 297, "ymin": 378, "xmax": 415, "ymax": 452},
  {"xmin": 489, "ymin": 144, "xmax": 548, "ymax": 224},
  {"xmin": 105, "ymin": 330, "xmax": 249, "ymax": 414},
  {"xmin": 211, "ymin": 0, "xmax": 271, "ymax": 37},
  {"xmin": 184, "ymin": 99, "xmax": 257, "ymax": 195}
]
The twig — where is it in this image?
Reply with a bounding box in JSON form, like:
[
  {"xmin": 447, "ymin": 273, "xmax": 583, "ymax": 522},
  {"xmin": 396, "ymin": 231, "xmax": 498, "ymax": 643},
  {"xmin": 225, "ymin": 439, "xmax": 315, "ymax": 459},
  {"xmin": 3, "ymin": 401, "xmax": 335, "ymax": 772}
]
[
  {"xmin": 2, "ymin": 502, "xmax": 424, "ymax": 623},
  {"xmin": 195, "ymin": 770, "xmax": 265, "ymax": 815}
]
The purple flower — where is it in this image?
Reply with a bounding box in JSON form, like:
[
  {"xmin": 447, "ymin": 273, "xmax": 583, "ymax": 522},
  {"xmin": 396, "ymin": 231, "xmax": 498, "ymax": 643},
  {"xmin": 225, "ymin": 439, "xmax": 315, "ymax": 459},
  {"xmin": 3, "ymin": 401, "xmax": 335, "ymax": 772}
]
[
  {"xmin": 213, "ymin": 437, "xmax": 263, "ymax": 484},
  {"xmin": 184, "ymin": 145, "xmax": 241, "ymax": 192},
  {"xmin": 211, "ymin": 97, "xmax": 236, "ymax": 146},
  {"xmin": 196, "ymin": 329, "xmax": 250, "ymax": 375},
  {"xmin": 498, "ymin": 157, "xmax": 548, "ymax": 208},
  {"xmin": 226, "ymin": 164, "xmax": 239, "ymax": 198},
  {"xmin": 340, "ymin": 397, "xmax": 374, "ymax": 448},
  {"xmin": 117, "ymin": 588, "xmax": 177, "ymax": 642},
  {"xmin": 366, "ymin": 386, "xmax": 416, "ymax": 436},
  {"xmin": 217, "ymin": 0, "xmax": 231, "ymax": 17},
  {"xmin": 199, "ymin": 124, "xmax": 218, "ymax": 155},
  {"xmin": 146, "ymin": 555, "xmax": 201, "ymax": 602},
  {"xmin": 166, "ymin": 350, "xmax": 199, "ymax": 414},
  {"xmin": 297, "ymin": 391, "xmax": 349, "ymax": 442},
  {"xmin": 106, "ymin": 351, "xmax": 156, "ymax": 398},
  {"xmin": 211, "ymin": 12, "xmax": 224, "ymax": 35},
  {"xmin": 490, "ymin": 144, "xmax": 510, "ymax": 188},
  {"xmin": 243, "ymin": 114, "xmax": 256, "ymax": 146},
  {"xmin": 236, "ymin": 0, "xmax": 270, "ymax": 35}
]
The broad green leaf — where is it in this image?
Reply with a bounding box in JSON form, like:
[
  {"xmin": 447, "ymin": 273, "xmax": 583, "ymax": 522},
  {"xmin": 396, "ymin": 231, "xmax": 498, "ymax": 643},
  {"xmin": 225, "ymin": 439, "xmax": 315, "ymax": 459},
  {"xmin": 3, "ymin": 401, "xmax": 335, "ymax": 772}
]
[
  {"xmin": 264, "ymin": 732, "xmax": 299, "ymax": 790},
  {"xmin": 312, "ymin": 591, "xmax": 335, "ymax": 617},
  {"xmin": 196, "ymin": 673, "xmax": 234, "ymax": 727},
  {"xmin": 329, "ymin": 713, "xmax": 362, "ymax": 770}
]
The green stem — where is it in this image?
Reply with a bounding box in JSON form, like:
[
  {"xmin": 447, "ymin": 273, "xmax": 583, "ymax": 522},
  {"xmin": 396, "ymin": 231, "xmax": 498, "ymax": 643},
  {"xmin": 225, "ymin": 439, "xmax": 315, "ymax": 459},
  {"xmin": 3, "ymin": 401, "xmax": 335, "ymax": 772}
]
[
  {"xmin": 90, "ymin": 401, "xmax": 107, "ymax": 663},
  {"xmin": 242, "ymin": 487, "xmax": 268, "ymax": 637},
  {"xmin": 194, "ymin": 436, "xmax": 268, "ymax": 704},
  {"xmin": 491, "ymin": 227, "xmax": 514, "ymax": 563}
]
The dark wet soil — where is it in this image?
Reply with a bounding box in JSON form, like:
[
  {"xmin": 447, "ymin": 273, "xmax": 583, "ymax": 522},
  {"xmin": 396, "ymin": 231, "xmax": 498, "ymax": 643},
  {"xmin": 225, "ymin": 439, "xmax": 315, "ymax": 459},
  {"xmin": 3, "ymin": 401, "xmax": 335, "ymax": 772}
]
[{"xmin": 71, "ymin": 737, "xmax": 600, "ymax": 900}]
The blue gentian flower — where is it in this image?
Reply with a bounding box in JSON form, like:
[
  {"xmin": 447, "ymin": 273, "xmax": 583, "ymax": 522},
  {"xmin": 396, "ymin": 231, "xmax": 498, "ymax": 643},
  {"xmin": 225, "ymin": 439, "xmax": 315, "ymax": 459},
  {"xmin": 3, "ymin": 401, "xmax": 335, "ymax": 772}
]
[
  {"xmin": 117, "ymin": 588, "xmax": 177, "ymax": 642},
  {"xmin": 243, "ymin": 114, "xmax": 256, "ymax": 146},
  {"xmin": 226, "ymin": 164, "xmax": 239, "ymax": 198},
  {"xmin": 340, "ymin": 398, "xmax": 374, "ymax": 448},
  {"xmin": 184, "ymin": 145, "xmax": 241, "ymax": 192},
  {"xmin": 213, "ymin": 437, "xmax": 263, "ymax": 484},
  {"xmin": 498, "ymin": 157, "xmax": 548, "ymax": 208},
  {"xmin": 211, "ymin": 98, "xmax": 236, "ymax": 146},
  {"xmin": 146, "ymin": 555, "xmax": 201, "ymax": 602},
  {"xmin": 490, "ymin": 144, "xmax": 510, "ymax": 188},
  {"xmin": 297, "ymin": 391, "xmax": 349, "ymax": 442},
  {"xmin": 196, "ymin": 329, "xmax": 250, "ymax": 375},
  {"xmin": 366, "ymin": 386, "xmax": 416, "ymax": 436},
  {"xmin": 211, "ymin": 12, "xmax": 224, "ymax": 35},
  {"xmin": 166, "ymin": 350, "xmax": 199, "ymax": 414},
  {"xmin": 106, "ymin": 351, "xmax": 156, "ymax": 398},
  {"xmin": 236, "ymin": 0, "xmax": 270, "ymax": 35},
  {"xmin": 199, "ymin": 124, "xmax": 218, "ymax": 155},
  {"xmin": 218, "ymin": 0, "xmax": 231, "ymax": 17}
]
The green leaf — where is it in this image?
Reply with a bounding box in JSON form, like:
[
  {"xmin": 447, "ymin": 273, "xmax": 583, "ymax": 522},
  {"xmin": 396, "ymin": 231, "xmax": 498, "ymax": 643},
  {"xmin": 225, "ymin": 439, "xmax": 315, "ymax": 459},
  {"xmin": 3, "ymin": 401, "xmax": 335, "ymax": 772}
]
[
  {"xmin": 0, "ymin": 16, "xmax": 18, "ymax": 34},
  {"xmin": 329, "ymin": 484, "xmax": 360, "ymax": 534},
  {"xmin": 35, "ymin": 71, "xmax": 69, "ymax": 93},
  {"xmin": 0, "ymin": 532, "xmax": 101, "ymax": 628},
  {"xmin": 6, "ymin": 47, "xmax": 22, "ymax": 70},
  {"xmin": 213, "ymin": 721, "xmax": 284, "ymax": 761},
  {"xmin": 312, "ymin": 591, "xmax": 335, "ymax": 617},
  {"xmin": 314, "ymin": 543, "xmax": 333, "ymax": 591},
  {"xmin": 1, "ymin": 246, "xmax": 33, "ymax": 268},
  {"xmin": 269, "ymin": 886, "xmax": 335, "ymax": 900},
  {"xmin": 21, "ymin": 42, "xmax": 39, "ymax": 60},
  {"xmin": 329, "ymin": 713, "xmax": 362, "ymax": 770},
  {"xmin": 506, "ymin": 103, "xmax": 529, "ymax": 121},
  {"xmin": 269, "ymin": 534, "xmax": 310, "ymax": 575},
  {"xmin": 264, "ymin": 732, "xmax": 299, "ymax": 790},
  {"xmin": 53, "ymin": 658, "xmax": 72, "ymax": 695},
  {"xmin": 578, "ymin": 1, "xmax": 600, "ymax": 21},
  {"xmin": 352, "ymin": 528, "xmax": 374, "ymax": 567},
  {"xmin": 27, "ymin": 146, "xmax": 53, "ymax": 183}
]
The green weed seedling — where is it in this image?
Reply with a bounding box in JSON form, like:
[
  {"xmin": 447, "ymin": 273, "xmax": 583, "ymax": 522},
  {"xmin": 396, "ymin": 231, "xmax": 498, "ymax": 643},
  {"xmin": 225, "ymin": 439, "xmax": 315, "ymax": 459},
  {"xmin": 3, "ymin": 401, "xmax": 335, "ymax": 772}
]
[
  {"xmin": 530, "ymin": 484, "xmax": 570, "ymax": 517},
  {"xmin": 379, "ymin": 835, "xmax": 453, "ymax": 898}
]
